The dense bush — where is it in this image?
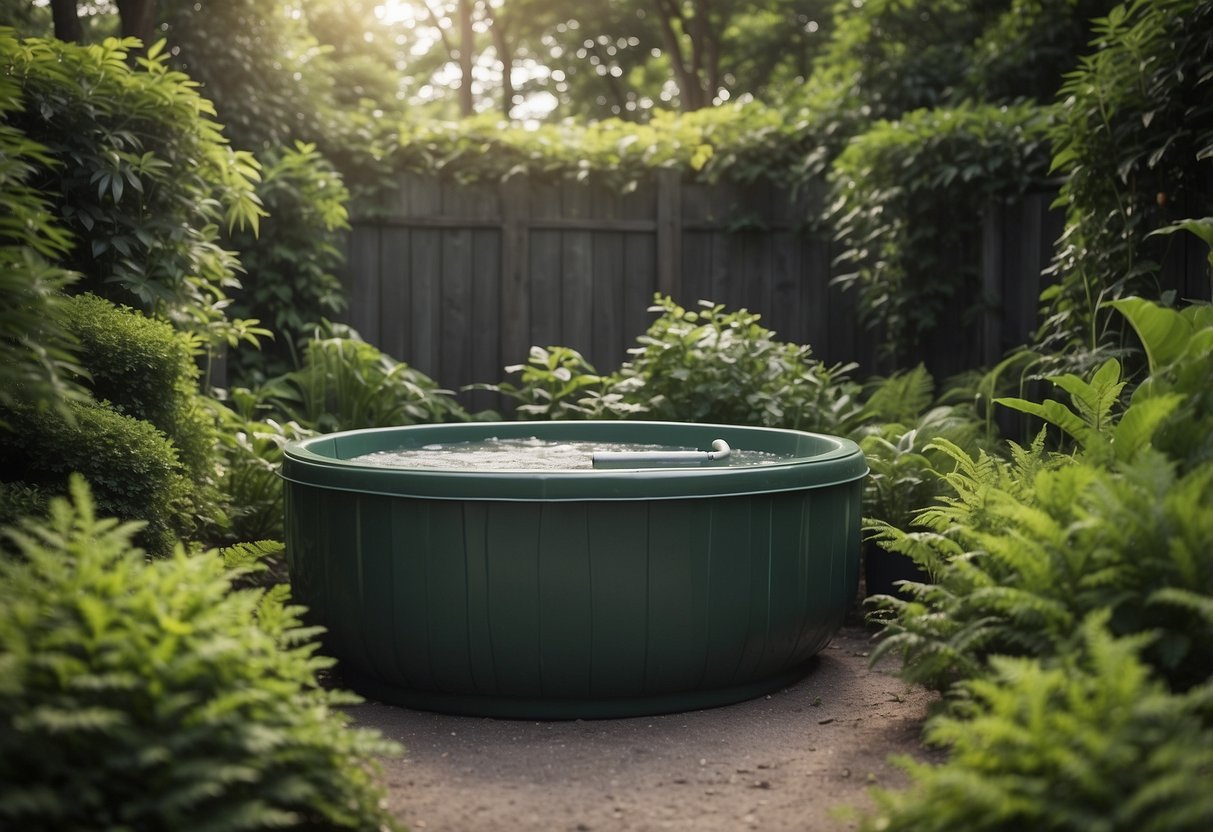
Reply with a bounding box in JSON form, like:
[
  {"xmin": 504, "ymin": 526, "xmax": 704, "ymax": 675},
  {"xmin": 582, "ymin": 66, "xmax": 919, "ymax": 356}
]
[
  {"xmin": 257, "ymin": 324, "xmax": 468, "ymax": 432},
  {"xmin": 0, "ymin": 400, "xmax": 190, "ymax": 556},
  {"xmin": 164, "ymin": 0, "xmax": 334, "ymax": 153},
  {"xmin": 861, "ymin": 615, "xmax": 1213, "ymax": 832},
  {"xmin": 829, "ymin": 103, "xmax": 1052, "ymax": 364},
  {"xmin": 482, "ymin": 297, "xmax": 867, "ymax": 432},
  {"xmin": 963, "ymin": 0, "xmax": 1120, "ymax": 103},
  {"xmin": 805, "ymin": 0, "xmax": 1002, "ymax": 123},
  {"xmin": 0, "ymin": 477, "xmax": 401, "ymax": 831},
  {"xmin": 378, "ymin": 102, "xmax": 809, "ymax": 195},
  {"xmin": 1039, "ymin": 0, "xmax": 1213, "ymax": 359},
  {"xmin": 1113, "ymin": 294, "xmax": 1213, "ymax": 471},
  {"xmin": 226, "ymin": 143, "xmax": 351, "ymax": 385},
  {"xmin": 0, "ymin": 33, "xmax": 264, "ymax": 348},
  {"xmin": 0, "ymin": 64, "xmax": 87, "ymax": 418},
  {"xmin": 0, "ymin": 481, "xmax": 48, "ymax": 537},
  {"xmin": 610, "ymin": 296, "xmax": 863, "ymax": 433},
  {"xmin": 208, "ymin": 389, "xmax": 313, "ymax": 544},
  {"xmin": 855, "ymin": 366, "xmax": 991, "ymax": 533},
  {"xmin": 868, "ymin": 298, "xmax": 1213, "ymax": 694},
  {"xmin": 59, "ymin": 294, "xmax": 217, "ymax": 485},
  {"xmin": 474, "ymin": 345, "xmax": 644, "ymax": 421}
]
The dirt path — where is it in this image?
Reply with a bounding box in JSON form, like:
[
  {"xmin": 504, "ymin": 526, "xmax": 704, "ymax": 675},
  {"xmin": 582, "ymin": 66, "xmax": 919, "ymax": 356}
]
[{"xmin": 348, "ymin": 626, "xmax": 939, "ymax": 831}]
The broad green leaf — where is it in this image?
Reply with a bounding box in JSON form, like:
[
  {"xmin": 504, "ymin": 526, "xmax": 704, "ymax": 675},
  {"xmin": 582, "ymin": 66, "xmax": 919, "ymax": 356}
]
[
  {"xmin": 996, "ymin": 397, "xmax": 1091, "ymax": 447},
  {"xmin": 1109, "ymin": 297, "xmax": 1192, "ymax": 371},
  {"xmin": 1112, "ymin": 394, "xmax": 1184, "ymax": 461}
]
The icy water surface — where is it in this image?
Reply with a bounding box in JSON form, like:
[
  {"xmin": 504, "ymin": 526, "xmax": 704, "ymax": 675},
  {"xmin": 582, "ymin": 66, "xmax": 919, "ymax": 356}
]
[{"xmin": 350, "ymin": 436, "xmax": 789, "ymax": 471}]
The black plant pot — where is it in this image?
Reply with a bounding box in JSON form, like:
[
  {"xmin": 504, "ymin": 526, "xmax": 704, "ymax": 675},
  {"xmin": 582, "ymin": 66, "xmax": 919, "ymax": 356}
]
[{"xmin": 863, "ymin": 542, "xmax": 927, "ymax": 600}]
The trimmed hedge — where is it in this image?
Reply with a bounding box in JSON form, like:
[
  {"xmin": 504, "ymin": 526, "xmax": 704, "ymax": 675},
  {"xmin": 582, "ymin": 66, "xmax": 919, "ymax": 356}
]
[
  {"xmin": 59, "ymin": 294, "xmax": 216, "ymax": 485},
  {"xmin": 0, "ymin": 400, "xmax": 190, "ymax": 556}
]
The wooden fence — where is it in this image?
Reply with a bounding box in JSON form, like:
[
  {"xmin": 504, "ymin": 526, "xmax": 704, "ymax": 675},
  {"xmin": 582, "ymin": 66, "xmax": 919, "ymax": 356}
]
[{"xmin": 342, "ymin": 172, "xmax": 1067, "ymax": 406}]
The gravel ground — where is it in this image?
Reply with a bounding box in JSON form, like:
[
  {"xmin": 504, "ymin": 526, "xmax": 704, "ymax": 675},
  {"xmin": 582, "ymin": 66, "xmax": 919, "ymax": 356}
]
[{"xmin": 348, "ymin": 625, "xmax": 940, "ymax": 832}]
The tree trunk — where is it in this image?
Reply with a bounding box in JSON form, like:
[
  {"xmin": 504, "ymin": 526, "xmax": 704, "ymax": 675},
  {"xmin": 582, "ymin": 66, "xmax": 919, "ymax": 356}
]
[
  {"xmin": 50, "ymin": 0, "xmax": 83, "ymax": 43},
  {"xmin": 653, "ymin": 0, "xmax": 703, "ymax": 110},
  {"xmin": 483, "ymin": 4, "xmax": 514, "ymax": 118},
  {"xmin": 117, "ymin": 0, "xmax": 158, "ymax": 45},
  {"xmin": 457, "ymin": 0, "xmax": 475, "ymax": 117}
]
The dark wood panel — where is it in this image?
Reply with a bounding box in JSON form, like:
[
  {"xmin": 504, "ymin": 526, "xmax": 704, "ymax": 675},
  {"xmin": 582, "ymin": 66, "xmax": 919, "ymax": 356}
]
[
  {"xmin": 346, "ymin": 224, "xmax": 380, "ymax": 343},
  {"xmin": 342, "ymin": 174, "xmax": 1061, "ymax": 399},
  {"xmin": 377, "ymin": 227, "xmax": 410, "ymax": 360}
]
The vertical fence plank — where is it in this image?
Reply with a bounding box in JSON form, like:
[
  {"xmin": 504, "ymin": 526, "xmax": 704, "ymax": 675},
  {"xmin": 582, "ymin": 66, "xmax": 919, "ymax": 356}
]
[
  {"xmin": 593, "ymin": 231, "xmax": 626, "ymax": 366},
  {"xmin": 561, "ymin": 181, "xmax": 594, "ymax": 357},
  {"xmin": 802, "ymin": 237, "xmax": 833, "ymax": 360},
  {"xmin": 680, "ymin": 230, "xmax": 711, "ymax": 308},
  {"xmin": 409, "ymin": 228, "xmax": 440, "ymax": 377},
  {"xmin": 378, "ymin": 227, "xmax": 411, "ymax": 361},
  {"xmin": 529, "ymin": 229, "xmax": 562, "ymax": 349},
  {"xmin": 656, "ymin": 170, "xmax": 681, "ymax": 298},
  {"xmin": 529, "ymin": 181, "xmax": 563, "ymax": 350},
  {"xmin": 346, "ymin": 224, "xmax": 381, "ymax": 343},
  {"xmin": 623, "ymin": 233, "xmax": 657, "ymax": 360},
  {"xmin": 709, "ymin": 231, "xmax": 731, "ymax": 305},
  {"xmin": 500, "ymin": 177, "xmax": 531, "ymax": 369},
  {"xmin": 440, "ymin": 229, "xmax": 472, "ymax": 392},
  {"xmin": 469, "ymin": 227, "xmax": 502, "ymax": 411},
  {"xmin": 769, "ymin": 229, "xmax": 801, "ymax": 343},
  {"xmin": 981, "ymin": 201, "xmax": 1005, "ymax": 366},
  {"xmin": 407, "ymin": 177, "xmax": 443, "ymax": 377}
]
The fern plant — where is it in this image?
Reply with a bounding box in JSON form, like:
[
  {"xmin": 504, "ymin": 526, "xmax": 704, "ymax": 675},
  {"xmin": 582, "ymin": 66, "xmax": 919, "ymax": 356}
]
[
  {"xmin": 870, "ymin": 300, "xmax": 1213, "ymax": 692},
  {"xmin": 0, "ymin": 477, "xmax": 401, "ymax": 831},
  {"xmin": 860, "ymin": 614, "xmax": 1213, "ymax": 832}
]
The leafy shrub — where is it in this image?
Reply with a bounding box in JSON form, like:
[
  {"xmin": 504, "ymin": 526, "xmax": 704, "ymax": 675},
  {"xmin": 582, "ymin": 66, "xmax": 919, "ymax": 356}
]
[
  {"xmin": 1110, "ymin": 295, "xmax": 1213, "ymax": 471},
  {"xmin": 382, "ymin": 102, "xmax": 815, "ymax": 195},
  {"xmin": 59, "ymin": 294, "xmax": 217, "ymax": 485},
  {"xmin": 208, "ymin": 389, "xmax": 313, "ymax": 543},
  {"xmin": 853, "ymin": 365, "xmax": 990, "ymax": 529},
  {"xmin": 227, "ymin": 142, "xmax": 351, "ymax": 385},
  {"xmin": 1039, "ymin": 0, "xmax": 1213, "ymax": 358},
  {"xmin": 258, "ymin": 323, "xmax": 467, "ymax": 432},
  {"xmin": 0, "ymin": 33, "xmax": 265, "ymax": 348},
  {"xmin": 473, "ymin": 345, "xmax": 645, "ymax": 421},
  {"xmin": 0, "ymin": 400, "xmax": 190, "ymax": 556},
  {"xmin": 805, "ymin": 0, "xmax": 1003, "ymax": 123},
  {"xmin": 859, "ymin": 406, "xmax": 988, "ymax": 536},
  {"xmin": 610, "ymin": 296, "xmax": 863, "ymax": 433},
  {"xmin": 861, "ymin": 615, "xmax": 1213, "ymax": 832},
  {"xmin": 828, "ymin": 103, "xmax": 1052, "ymax": 363},
  {"xmin": 0, "ymin": 64, "xmax": 87, "ymax": 418},
  {"xmin": 0, "ymin": 477, "xmax": 401, "ymax": 831},
  {"xmin": 791, "ymin": 0, "xmax": 1103, "ymax": 178},
  {"xmin": 0, "ymin": 481, "xmax": 48, "ymax": 536},
  {"xmin": 963, "ymin": 0, "xmax": 1120, "ymax": 103},
  {"xmin": 870, "ymin": 301, "xmax": 1213, "ymax": 693},
  {"xmin": 873, "ymin": 438, "xmax": 1213, "ymax": 692},
  {"xmin": 164, "ymin": 0, "xmax": 335, "ymax": 153}
]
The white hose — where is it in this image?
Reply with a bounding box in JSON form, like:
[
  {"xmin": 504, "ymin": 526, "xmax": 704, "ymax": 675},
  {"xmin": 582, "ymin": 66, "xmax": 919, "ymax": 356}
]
[{"xmin": 591, "ymin": 439, "xmax": 732, "ymax": 468}]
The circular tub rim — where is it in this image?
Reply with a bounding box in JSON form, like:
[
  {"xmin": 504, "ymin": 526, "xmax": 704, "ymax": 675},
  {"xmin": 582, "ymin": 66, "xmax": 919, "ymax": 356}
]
[{"xmin": 281, "ymin": 420, "xmax": 868, "ymax": 502}]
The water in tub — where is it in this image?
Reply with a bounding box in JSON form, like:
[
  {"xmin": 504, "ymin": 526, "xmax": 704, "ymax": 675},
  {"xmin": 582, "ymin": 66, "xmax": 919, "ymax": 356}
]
[{"xmin": 350, "ymin": 436, "xmax": 788, "ymax": 471}]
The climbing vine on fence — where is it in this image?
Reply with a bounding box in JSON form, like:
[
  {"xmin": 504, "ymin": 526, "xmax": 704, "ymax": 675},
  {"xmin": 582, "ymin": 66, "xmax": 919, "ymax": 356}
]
[{"xmin": 828, "ymin": 102, "xmax": 1053, "ymax": 362}]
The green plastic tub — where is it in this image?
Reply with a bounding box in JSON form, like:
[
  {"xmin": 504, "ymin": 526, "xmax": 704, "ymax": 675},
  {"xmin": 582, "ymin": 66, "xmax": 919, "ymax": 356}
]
[{"xmin": 282, "ymin": 421, "xmax": 866, "ymax": 718}]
